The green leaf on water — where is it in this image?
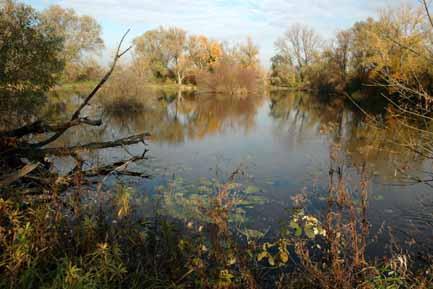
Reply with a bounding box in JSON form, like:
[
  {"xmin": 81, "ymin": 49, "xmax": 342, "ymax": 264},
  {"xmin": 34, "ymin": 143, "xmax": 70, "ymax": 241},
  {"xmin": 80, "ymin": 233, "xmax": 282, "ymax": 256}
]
[
  {"xmin": 244, "ymin": 229, "xmax": 264, "ymax": 239},
  {"xmin": 245, "ymin": 185, "xmax": 260, "ymax": 194},
  {"xmin": 226, "ymin": 183, "xmax": 240, "ymax": 190},
  {"xmin": 290, "ymin": 220, "xmax": 302, "ymax": 237},
  {"xmin": 304, "ymin": 224, "xmax": 316, "ymax": 239},
  {"xmin": 373, "ymin": 195, "xmax": 385, "ymax": 201},
  {"xmin": 268, "ymin": 255, "xmax": 275, "ymax": 266}
]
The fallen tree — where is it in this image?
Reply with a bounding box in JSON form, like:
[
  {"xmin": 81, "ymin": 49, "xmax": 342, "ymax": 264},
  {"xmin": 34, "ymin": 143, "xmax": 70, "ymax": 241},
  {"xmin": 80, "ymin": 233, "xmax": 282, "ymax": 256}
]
[{"xmin": 0, "ymin": 30, "xmax": 150, "ymax": 197}]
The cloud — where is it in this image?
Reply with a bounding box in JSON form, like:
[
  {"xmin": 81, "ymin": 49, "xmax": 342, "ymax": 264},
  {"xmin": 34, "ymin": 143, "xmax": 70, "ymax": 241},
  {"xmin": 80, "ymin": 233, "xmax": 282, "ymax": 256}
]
[{"xmin": 30, "ymin": 0, "xmax": 418, "ymax": 65}]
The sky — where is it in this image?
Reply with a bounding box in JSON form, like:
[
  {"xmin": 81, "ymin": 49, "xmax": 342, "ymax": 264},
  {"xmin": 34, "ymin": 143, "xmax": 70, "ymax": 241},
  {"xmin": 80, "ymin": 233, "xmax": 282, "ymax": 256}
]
[{"xmin": 26, "ymin": 0, "xmax": 418, "ymax": 66}]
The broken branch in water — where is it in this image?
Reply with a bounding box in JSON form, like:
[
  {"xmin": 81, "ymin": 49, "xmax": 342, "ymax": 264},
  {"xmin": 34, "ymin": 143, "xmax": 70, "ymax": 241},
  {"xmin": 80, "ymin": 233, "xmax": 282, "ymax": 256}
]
[
  {"xmin": 0, "ymin": 30, "xmax": 154, "ymax": 197},
  {"xmin": 84, "ymin": 149, "xmax": 150, "ymax": 178},
  {"xmin": 0, "ymin": 162, "xmax": 40, "ymax": 188},
  {"xmin": 0, "ymin": 118, "xmax": 102, "ymax": 139},
  {"xmin": 32, "ymin": 29, "xmax": 132, "ymax": 148},
  {"xmin": 37, "ymin": 132, "xmax": 150, "ymax": 157}
]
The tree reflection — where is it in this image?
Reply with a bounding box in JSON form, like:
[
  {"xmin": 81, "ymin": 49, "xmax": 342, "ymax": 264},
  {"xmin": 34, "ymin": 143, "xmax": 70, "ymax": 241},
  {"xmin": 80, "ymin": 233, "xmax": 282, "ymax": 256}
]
[
  {"xmin": 268, "ymin": 91, "xmax": 427, "ymax": 180},
  {"xmin": 104, "ymin": 90, "xmax": 265, "ymax": 144}
]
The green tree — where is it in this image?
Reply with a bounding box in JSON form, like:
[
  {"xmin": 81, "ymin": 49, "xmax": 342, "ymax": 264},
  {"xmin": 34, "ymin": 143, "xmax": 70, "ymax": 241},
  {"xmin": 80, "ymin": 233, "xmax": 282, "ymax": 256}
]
[
  {"xmin": 41, "ymin": 5, "xmax": 104, "ymax": 81},
  {"xmin": 0, "ymin": 0, "xmax": 64, "ymax": 123},
  {"xmin": 134, "ymin": 26, "xmax": 190, "ymax": 84},
  {"xmin": 269, "ymin": 54, "xmax": 296, "ymax": 87}
]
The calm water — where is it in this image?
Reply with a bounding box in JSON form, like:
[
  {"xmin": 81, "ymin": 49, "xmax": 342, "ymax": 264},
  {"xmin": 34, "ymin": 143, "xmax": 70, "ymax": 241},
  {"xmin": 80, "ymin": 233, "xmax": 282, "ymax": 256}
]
[{"xmin": 53, "ymin": 89, "xmax": 433, "ymax": 255}]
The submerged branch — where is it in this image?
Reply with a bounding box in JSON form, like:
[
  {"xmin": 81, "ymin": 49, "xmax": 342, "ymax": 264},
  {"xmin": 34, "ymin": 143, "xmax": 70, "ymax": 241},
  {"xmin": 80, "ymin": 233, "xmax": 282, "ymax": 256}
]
[
  {"xmin": 37, "ymin": 132, "xmax": 150, "ymax": 157},
  {"xmin": 0, "ymin": 118, "xmax": 102, "ymax": 139},
  {"xmin": 0, "ymin": 162, "xmax": 40, "ymax": 188}
]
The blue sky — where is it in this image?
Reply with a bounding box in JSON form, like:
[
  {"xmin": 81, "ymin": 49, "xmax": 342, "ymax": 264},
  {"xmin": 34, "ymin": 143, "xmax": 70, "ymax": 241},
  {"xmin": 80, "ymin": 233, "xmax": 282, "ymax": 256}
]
[{"xmin": 26, "ymin": 0, "xmax": 417, "ymax": 66}]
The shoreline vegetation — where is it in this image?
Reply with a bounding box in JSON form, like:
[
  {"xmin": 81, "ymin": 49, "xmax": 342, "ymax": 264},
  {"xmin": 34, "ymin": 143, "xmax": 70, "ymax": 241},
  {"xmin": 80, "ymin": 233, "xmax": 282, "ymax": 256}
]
[{"xmin": 1, "ymin": 0, "xmax": 433, "ymax": 288}]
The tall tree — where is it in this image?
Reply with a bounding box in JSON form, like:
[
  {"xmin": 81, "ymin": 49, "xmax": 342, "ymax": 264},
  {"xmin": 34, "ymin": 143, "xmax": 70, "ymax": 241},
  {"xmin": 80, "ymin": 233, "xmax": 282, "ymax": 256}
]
[
  {"xmin": 134, "ymin": 27, "xmax": 172, "ymax": 80},
  {"xmin": 166, "ymin": 27, "xmax": 187, "ymax": 85},
  {"xmin": 0, "ymin": 0, "xmax": 64, "ymax": 121},
  {"xmin": 134, "ymin": 26, "xmax": 190, "ymax": 84},
  {"xmin": 334, "ymin": 30, "xmax": 352, "ymax": 80},
  {"xmin": 275, "ymin": 23, "xmax": 321, "ymax": 81},
  {"xmin": 187, "ymin": 35, "xmax": 222, "ymax": 71},
  {"xmin": 270, "ymin": 54, "xmax": 296, "ymax": 87},
  {"xmin": 239, "ymin": 37, "xmax": 260, "ymax": 69},
  {"xmin": 41, "ymin": 5, "xmax": 104, "ymax": 63}
]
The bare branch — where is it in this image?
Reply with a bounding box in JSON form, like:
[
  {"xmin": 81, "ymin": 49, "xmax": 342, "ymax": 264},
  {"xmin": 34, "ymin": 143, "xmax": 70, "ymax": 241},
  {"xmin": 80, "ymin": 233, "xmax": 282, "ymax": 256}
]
[
  {"xmin": 422, "ymin": 0, "xmax": 433, "ymax": 29},
  {"xmin": 0, "ymin": 162, "xmax": 40, "ymax": 188},
  {"xmin": 37, "ymin": 132, "xmax": 150, "ymax": 157},
  {"xmin": 32, "ymin": 29, "xmax": 132, "ymax": 148},
  {"xmin": 0, "ymin": 118, "xmax": 102, "ymax": 139}
]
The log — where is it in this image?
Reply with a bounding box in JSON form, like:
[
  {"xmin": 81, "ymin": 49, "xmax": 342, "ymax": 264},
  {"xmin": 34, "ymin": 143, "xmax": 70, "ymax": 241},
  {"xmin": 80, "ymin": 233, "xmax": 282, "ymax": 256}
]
[
  {"xmin": 0, "ymin": 118, "xmax": 102, "ymax": 139},
  {"xmin": 37, "ymin": 133, "xmax": 150, "ymax": 157},
  {"xmin": 0, "ymin": 162, "xmax": 40, "ymax": 188}
]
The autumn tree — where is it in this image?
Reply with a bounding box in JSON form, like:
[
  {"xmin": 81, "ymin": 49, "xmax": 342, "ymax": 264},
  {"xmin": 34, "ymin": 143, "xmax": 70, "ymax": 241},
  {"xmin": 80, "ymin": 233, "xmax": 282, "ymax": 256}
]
[
  {"xmin": 133, "ymin": 27, "xmax": 260, "ymax": 91},
  {"xmin": 134, "ymin": 26, "xmax": 191, "ymax": 85},
  {"xmin": 269, "ymin": 54, "xmax": 296, "ymax": 87},
  {"xmin": 305, "ymin": 30, "xmax": 352, "ymax": 93},
  {"xmin": 133, "ymin": 27, "xmax": 172, "ymax": 81},
  {"xmin": 166, "ymin": 27, "xmax": 188, "ymax": 85},
  {"xmin": 196, "ymin": 39, "xmax": 262, "ymax": 95},
  {"xmin": 239, "ymin": 37, "xmax": 260, "ymax": 69},
  {"xmin": 187, "ymin": 35, "xmax": 222, "ymax": 71},
  {"xmin": 334, "ymin": 30, "xmax": 352, "ymax": 81},
  {"xmin": 41, "ymin": 5, "xmax": 104, "ymax": 81},
  {"xmin": 275, "ymin": 23, "xmax": 322, "ymax": 81}
]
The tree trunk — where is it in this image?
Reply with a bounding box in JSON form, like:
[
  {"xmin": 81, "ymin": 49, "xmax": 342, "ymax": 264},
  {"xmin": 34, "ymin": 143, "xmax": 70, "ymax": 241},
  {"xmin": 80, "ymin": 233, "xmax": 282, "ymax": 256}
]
[{"xmin": 177, "ymin": 72, "xmax": 183, "ymax": 85}]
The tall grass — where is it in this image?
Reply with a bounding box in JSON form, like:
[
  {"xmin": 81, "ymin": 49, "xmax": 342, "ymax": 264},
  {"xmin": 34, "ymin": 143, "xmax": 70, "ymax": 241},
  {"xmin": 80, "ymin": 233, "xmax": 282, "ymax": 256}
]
[{"xmin": 0, "ymin": 164, "xmax": 432, "ymax": 288}]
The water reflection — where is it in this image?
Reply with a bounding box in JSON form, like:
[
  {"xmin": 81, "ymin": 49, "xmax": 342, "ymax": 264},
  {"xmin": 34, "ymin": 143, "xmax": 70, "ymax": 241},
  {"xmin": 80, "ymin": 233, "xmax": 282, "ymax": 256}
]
[
  {"xmin": 50, "ymin": 88, "xmax": 432, "ymax": 254},
  {"xmin": 269, "ymin": 92, "xmax": 427, "ymax": 181},
  {"xmin": 104, "ymin": 91, "xmax": 265, "ymax": 144}
]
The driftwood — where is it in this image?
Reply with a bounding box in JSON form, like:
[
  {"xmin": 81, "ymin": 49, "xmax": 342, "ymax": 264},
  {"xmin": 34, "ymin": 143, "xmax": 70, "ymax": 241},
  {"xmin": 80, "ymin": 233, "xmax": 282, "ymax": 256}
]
[
  {"xmin": 0, "ymin": 30, "xmax": 151, "ymax": 192},
  {"xmin": 82, "ymin": 149, "xmax": 150, "ymax": 178},
  {"xmin": 38, "ymin": 133, "xmax": 150, "ymax": 157},
  {"xmin": 0, "ymin": 117, "xmax": 102, "ymax": 139},
  {"xmin": 0, "ymin": 162, "xmax": 40, "ymax": 188}
]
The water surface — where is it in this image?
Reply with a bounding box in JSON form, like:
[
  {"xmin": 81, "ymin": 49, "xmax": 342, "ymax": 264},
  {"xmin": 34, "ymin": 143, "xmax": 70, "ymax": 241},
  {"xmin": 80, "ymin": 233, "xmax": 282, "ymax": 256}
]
[{"xmin": 53, "ymin": 89, "xmax": 433, "ymax": 256}]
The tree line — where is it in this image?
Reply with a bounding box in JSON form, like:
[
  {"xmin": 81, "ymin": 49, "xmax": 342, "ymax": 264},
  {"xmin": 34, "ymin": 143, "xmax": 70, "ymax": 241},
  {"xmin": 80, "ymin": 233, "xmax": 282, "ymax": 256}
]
[
  {"xmin": 131, "ymin": 27, "xmax": 262, "ymax": 94},
  {"xmin": 270, "ymin": 4, "xmax": 433, "ymax": 101},
  {"xmin": 1, "ymin": 0, "xmax": 264, "ymax": 124},
  {"xmin": 5, "ymin": 0, "xmax": 433, "ymax": 119}
]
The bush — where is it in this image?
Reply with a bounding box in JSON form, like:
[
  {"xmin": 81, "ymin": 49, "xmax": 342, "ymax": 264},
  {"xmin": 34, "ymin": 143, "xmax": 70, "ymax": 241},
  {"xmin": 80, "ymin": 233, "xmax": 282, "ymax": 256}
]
[{"xmin": 196, "ymin": 61, "xmax": 261, "ymax": 96}]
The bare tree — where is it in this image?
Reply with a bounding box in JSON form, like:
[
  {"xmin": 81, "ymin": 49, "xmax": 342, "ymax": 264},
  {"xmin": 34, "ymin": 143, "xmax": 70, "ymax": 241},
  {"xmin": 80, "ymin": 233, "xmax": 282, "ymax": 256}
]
[
  {"xmin": 275, "ymin": 23, "xmax": 322, "ymax": 80},
  {"xmin": 334, "ymin": 30, "xmax": 352, "ymax": 80}
]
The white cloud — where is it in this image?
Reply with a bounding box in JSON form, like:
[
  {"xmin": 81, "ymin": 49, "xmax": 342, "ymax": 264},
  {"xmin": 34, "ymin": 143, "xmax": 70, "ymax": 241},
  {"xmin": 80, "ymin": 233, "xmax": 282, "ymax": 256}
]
[{"xmin": 36, "ymin": 0, "xmax": 418, "ymax": 65}]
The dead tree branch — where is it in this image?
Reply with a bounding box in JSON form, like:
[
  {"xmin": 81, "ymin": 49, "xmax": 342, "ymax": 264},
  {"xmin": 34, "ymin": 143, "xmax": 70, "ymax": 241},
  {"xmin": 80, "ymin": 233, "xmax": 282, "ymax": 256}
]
[
  {"xmin": 0, "ymin": 162, "xmax": 40, "ymax": 188},
  {"xmin": 35, "ymin": 132, "xmax": 150, "ymax": 157},
  {"xmin": 0, "ymin": 118, "xmax": 102, "ymax": 139},
  {"xmin": 31, "ymin": 29, "xmax": 132, "ymax": 148}
]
